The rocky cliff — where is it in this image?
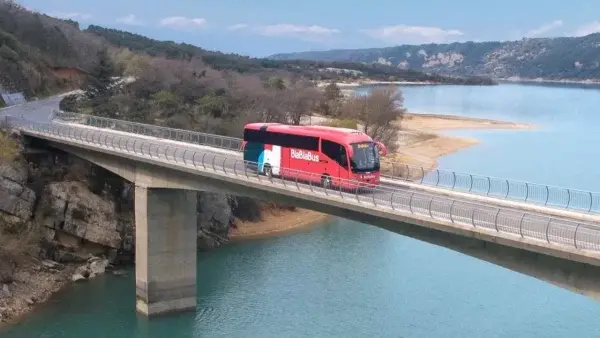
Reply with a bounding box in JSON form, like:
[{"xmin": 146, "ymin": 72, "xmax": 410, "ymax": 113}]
[
  {"xmin": 270, "ymin": 34, "xmax": 600, "ymax": 81},
  {"xmin": 0, "ymin": 134, "xmax": 235, "ymax": 322}
]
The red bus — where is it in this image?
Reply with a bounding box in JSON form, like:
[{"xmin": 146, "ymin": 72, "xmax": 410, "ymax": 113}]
[{"xmin": 242, "ymin": 123, "xmax": 387, "ymax": 189}]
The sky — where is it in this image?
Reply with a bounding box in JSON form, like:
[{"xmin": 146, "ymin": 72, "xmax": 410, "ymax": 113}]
[{"xmin": 16, "ymin": 0, "xmax": 600, "ymax": 57}]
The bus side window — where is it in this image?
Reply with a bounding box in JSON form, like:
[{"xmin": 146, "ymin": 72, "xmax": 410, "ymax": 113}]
[
  {"xmin": 322, "ymin": 139, "xmax": 348, "ymax": 168},
  {"xmin": 339, "ymin": 146, "xmax": 348, "ymax": 169}
]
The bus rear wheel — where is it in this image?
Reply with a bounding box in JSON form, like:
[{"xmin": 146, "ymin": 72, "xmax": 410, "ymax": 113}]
[
  {"xmin": 321, "ymin": 175, "xmax": 332, "ymax": 190},
  {"xmin": 264, "ymin": 165, "xmax": 273, "ymax": 178}
]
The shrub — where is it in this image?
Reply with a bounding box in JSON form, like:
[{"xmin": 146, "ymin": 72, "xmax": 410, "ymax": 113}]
[
  {"xmin": 0, "ymin": 129, "xmax": 19, "ymax": 162},
  {"xmin": 324, "ymin": 118, "xmax": 358, "ymax": 129}
]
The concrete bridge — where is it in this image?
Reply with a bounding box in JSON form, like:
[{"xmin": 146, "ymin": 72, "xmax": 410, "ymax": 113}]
[{"xmin": 4, "ymin": 103, "xmax": 600, "ymax": 317}]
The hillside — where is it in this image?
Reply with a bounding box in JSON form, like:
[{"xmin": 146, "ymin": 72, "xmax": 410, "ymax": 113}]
[
  {"xmin": 269, "ymin": 34, "xmax": 600, "ymax": 81},
  {"xmin": 0, "ymin": 1, "xmax": 105, "ymax": 99},
  {"xmin": 83, "ymin": 25, "xmax": 495, "ymax": 85}
]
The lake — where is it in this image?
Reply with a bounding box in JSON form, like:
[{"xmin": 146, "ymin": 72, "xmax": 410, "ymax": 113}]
[{"xmin": 4, "ymin": 82, "xmax": 600, "ymax": 337}]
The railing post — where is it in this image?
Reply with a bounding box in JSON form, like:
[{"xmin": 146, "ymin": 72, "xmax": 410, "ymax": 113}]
[
  {"xmin": 435, "ymin": 169, "xmax": 440, "ymax": 186},
  {"xmin": 295, "ymin": 171, "xmax": 299, "ymax": 189},
  {"xmin": 545, "ymin": 186, "xmax": 550, "ymax": 206},
  {"xmin": 518, "ymin": 213, "xmax": 525, "ymax": 237},
  {"xmin": 222, "ymin": 157, "xmax": 227, "ymax": 174},
  {"xmin": 486, "ymin": 177, "xmax": 491, "ymax": 195},
  {"xmin": 372, "ymin": 187, "xmax": 376, "ymax": 206},
  {"xmin": 505, "ymin": 179, "xmax": 510, "ymax": 198},
  {"xmin": 390, "ymin": 192, "xmax": 395, "ymax": 210},
  {"xmin": 566, "ymin": 189, "xmax": 571, "ymax": 209},
  {"xmin": 428, "ymin": 197, "xmax": 434, "ymax": 218},
  {"xmin": 451, "ymin": 171, "xmax": 456, "ymax": 189},
  {"xmin": 494, "ymin": 209, "xmax": 501, "ymax": 232},
  {"xmin": 201, "ymin": 153, "xmax": 207, "ymax": 169},
  {"xmin": 468, "ymin": 174, "xmax": 473, "ymax": 192},
  {"xmin": 574, "ymin": 223, "xmax": 580, "ymax": 248},
  {"xmin": 590, "ymin": 192, "xmax": 594, "ymax": 212},
  {"xmin": 524, "ymin": 183, "xmax": 529, "ymax": 202},
  {"xmin": 420, "ymin": 167, "xmax": 425, "ymax": 184},
  {"xmin": 545, "ymin": 219, "xmax": 551, "ymax": 243},
  {"xmin": 449, "ymin": 201, "xmax": 455, "ymax": 223},
  {"xmin": 408, "ymin": 193, "xmax": 414, "ymax": 213},
  {"xmin": 471, "ymin": 208, "xmax": 476, "ymax": 228}
]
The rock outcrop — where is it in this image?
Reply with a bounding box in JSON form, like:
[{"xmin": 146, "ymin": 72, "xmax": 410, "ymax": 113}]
[
  {"xmin": 196, "ymin": 192, "xmax": 234, "ymax": 250},
  {"xmin": 33, "ymin": 181, "xmax": 133, "ymax": 264},
  {"xmin": 0, "ymin": 160, "xmax": 35, "ymax": 229},
  {"xmin": 71, "ymin": 256, "xmax": 110, "ymax": 282}
]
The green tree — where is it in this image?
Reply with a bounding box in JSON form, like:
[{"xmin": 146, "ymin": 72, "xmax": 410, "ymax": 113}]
[
  {"xmin": 84, "ymin": 49, "xmax": 116, "ymax": 100},
  {"xmin": 266, "ymin": 76, "xmax": 286, "ymax": 90}
]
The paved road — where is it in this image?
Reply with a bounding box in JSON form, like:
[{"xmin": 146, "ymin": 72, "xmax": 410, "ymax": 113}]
[{"xmin": 0, "ymin": 95, "xmax": 63, "ymax": 121}]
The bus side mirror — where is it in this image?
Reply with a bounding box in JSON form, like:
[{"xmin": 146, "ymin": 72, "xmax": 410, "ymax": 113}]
[{"xmin": 375, "ymin": 141, "xmax": 387, "ymax": 156}]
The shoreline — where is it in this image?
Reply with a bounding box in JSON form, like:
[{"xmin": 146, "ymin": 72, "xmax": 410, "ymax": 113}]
[
  {"xmin": 498, "ymin": 77, "xmax": 600, "ymax": 85},
  {"xmin": 229, "ymin": 208, "xmax": 332, "ymax": 241},
  {"xmin": 316, "ymin": 80, "xmax": 441, "ymax": 88}
]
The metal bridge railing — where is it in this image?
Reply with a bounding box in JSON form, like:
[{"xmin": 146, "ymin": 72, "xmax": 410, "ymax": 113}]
[
  {"xmin": 381, "ymin": 164, "xmax": 600, "ymax": 213},
  {"xmin": 12, "ymin": 115, "xmax": 600, "ymax": 254},
  {"xmin": 52, "ymin": 110, "xmax": 600, "ymax": 214},
  {"xmin": 52, "ymin": 110, "xmax": 243, "ymax": 153}
]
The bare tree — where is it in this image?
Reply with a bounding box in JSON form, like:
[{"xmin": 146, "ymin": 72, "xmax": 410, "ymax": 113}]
[
  {"xmin": 340, "ymin": 86, "xmax": 405, "ymax": 151},
  {"xmin": 281, "ymin": 80, "xmax": 322, "ymax": 125}
]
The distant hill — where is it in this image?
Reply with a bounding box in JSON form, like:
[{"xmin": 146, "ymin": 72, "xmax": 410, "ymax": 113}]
[
  {"xmin": 83, "ymin": 25, "xmax": 495, "ymax": 85},
  {"xmin": 269, "ymin": 34, "xmax": 600, "ymax": 81}
]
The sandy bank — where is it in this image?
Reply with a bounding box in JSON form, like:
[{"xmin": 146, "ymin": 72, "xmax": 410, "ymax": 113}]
[
  {"xmin": 389, "ymin": 113, "xmax": 531, "ymax": 172},
  {"xmin": 230, "ymin": 209, "xmax": 331, "ymax": 240},
  {"xmin": 402, "ymin": 113, "xmax": 535, "ymax": 131},
  {"xmin": 316, "ymin": 80, "xmax": 436, "ymax": 88},
  {"xmin": 385, "ymin": 112, "xmax": 535, "ymax": 170}
]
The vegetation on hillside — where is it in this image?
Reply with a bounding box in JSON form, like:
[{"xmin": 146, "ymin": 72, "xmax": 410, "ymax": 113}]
[
  {"xmin": 270, "ymin": 35, "xmax": 600, "ymax": 80},
  {"xmin": 84, "ymin": 25, "xmax": 495, "ymax": 85},
  {"xmin": 0, "ymin": 1, "xmax": 105, "ymax": 98}
]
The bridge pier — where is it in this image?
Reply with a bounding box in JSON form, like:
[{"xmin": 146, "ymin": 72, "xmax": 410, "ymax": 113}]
[{"xmin": 134, "ymin": 186, "xmax": 198, "ymax": 316}]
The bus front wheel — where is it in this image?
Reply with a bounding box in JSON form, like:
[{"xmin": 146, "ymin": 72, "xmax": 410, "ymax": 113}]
[{"xmin": 321, "ymin": 175, "xmax": 332, "ymax": 190}]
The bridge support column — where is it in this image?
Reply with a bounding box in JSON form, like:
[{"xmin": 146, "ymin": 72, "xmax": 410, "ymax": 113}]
[{"xmin": 134, "ymin": 186, "xmax": 198, "ymax": 316}]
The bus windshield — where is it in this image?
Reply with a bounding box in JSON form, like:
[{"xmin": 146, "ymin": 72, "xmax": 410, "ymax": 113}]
[{"xmin": 350, "ymin": 142, "xmax": 380, "ymax": 172}]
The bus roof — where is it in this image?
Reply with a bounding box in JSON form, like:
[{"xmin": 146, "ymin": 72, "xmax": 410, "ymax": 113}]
[{"xmin": 244, "ymin": 122, "xmax": 373, "ymax": 145}]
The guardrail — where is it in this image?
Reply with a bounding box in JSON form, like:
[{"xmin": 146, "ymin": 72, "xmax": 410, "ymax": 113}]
[
  {"xmin": 52, "ymin": 110, "xmax": 600, "ymax": 214},
  {"xmin": 52, "ymin": 110, "xmax": 242, "ymax": 152},
  {"xmin": 382, "ymin": 163, "xmax": 600, "ymax": 213},
  {"xmin": 12, "ymin": 115, "xmax": 600, "ymax": 253}
]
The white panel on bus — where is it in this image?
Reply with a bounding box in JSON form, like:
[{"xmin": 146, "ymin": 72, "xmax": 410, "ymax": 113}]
[{"xmin": 271, "ymin": 145, "xmax": 281, "ymax": 175}]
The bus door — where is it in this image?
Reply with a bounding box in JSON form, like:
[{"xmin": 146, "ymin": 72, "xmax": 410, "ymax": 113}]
[{"xmin": 321, "ymin": 139, "xmax": 350, "ymax": 187}]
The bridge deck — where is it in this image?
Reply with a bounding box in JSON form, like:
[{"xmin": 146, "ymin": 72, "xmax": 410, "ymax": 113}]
[
  {"xmin": 13, "ymin": 117, "xmax": 600, "ymax": 267},
  {"xmin": 53, "ymin": 119, "xmax": 600, "ymax": 226}
]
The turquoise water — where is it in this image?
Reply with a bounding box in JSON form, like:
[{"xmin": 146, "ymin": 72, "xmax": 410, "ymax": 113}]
[
  {"xmin": 5, "ymin": 83, "xmax": 600, "ymax": 337},
  {"xmin": 401, "ymin": 83, "xmax": 600, "ymax": 191}
]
